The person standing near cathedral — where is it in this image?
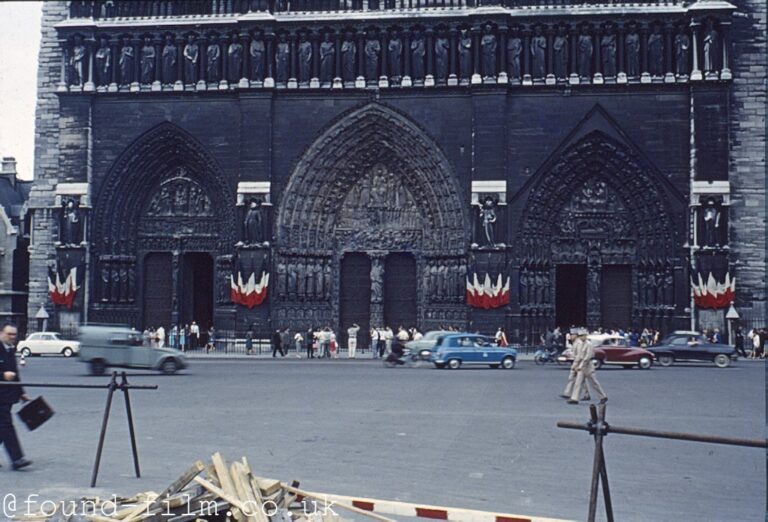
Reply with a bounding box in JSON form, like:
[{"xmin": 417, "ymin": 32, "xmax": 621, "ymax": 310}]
[
  {"xmin": 0, "ymin": 323, "xmax": 32, "ymax": 470},
  {"xmin": 347, "ymin": 323, "xmax": 360, "ymax": 359},
  {"xmin": 156, "ymin": 325, "xmax": 166, "ymax": 348},
  {"xmin": 190, "ymin": 321, "xmax": 200, "ymax": 350},
  {"xmin": 272, "ymin": 328, "xmax": 284, "ymax": 357},
  {"xmin": 568, "ymin": 329, "xmax": 607, "ymax": 404}
]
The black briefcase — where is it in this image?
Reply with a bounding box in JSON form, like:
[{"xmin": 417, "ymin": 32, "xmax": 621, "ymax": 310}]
[{"xmin": 17, "ymin": 396, "xmax": 55, "ymax": 431}]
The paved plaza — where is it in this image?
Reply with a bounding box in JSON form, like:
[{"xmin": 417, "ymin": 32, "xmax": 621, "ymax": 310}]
[{"xmin": 2, "ymin": 357, "xmax": 765, "ymax": 521}]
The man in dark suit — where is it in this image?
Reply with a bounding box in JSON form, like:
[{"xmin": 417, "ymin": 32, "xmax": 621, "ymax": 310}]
[{"xmin": 0, "ymin": 322, "xmax": 32, "ymax": 470}]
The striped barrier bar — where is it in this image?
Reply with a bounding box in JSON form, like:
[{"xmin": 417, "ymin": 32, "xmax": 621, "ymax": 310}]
[{"xmin": 297, "ymin": 490, "xmax": 575, "ymax": 522}]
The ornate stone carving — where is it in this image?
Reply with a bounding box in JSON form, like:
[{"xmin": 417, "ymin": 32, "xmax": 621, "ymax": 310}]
[
  {"xmin": 577, "ymin": 26, "xmax": 593, "ymax": 78},
  {"xmin": 228, "ymin": 37, "xmax": 244, "ymax": 83},
  {"xmin": 162, "ymin": 34, "xmax": 177, "ymax": 84},
  {"xmin": 250, "ymin": 31, "xmax": 265, "ymax": 81},
  {"xmin": 481, "ymin": 25, "xmax": 497, "ymax": 78},
  {"xmin": 95, "ymin": 36, "xmax": 112, "ymax": 86},
  {"xmin": 434, "ymin": 31, "xmax": 449, "ymax": 82},
  {"xmin": 183, "ymin": 34, "xmax": 199, "ymax": 83},
  {"xmin": 298, "ymin": 32, "xmax": 312, "ymax": 83},
  {"xmin": 388, "ymin": 30, "xmax": 403, "ymax": 81},
  {"xmin": 275, "ymin": 33, "xmax": 289, "ymax": 83},
  {"xmin": 553, "ymin": 26, "xmax": 568, "ymax": 79},
  {"xmin": 703, "ymin": 20, "xmax": 719, "ymax": 72},
  {"xmin": 410, "ymin": 29, "xmax": 426, "ymax": 80},
  {"xmin": 531, "ymin": 26, "xmax": 546, "ymax": 79},
  {"xmin": 648, "ymin": 24, "xmax": 664, "ymax": 76},
  {"xmin": 140, "ymin": 36, "xmax": 156, "ymax": 83},
  {"xmin": 600, "ymin": 24, "xmax": 617, "ymax": 77},
  {"xmin": 625, "ymin": 24, "xmax": 641, "ymax": 77},
  {"xmin": 459, "ymin": 29, "xmax": 473, "ymax": 80},
  {"xmin": 674, "ymin": 25, "xmax": 690, "ymax": 76},
  {"xmin": 364, "ymin": 31, "xmax": 380, "ymax": 81},
  {"xmin": 341, "ymin": 31, "xmax": 356, "ymax": 82},
  {"xmin": 119, "ymin": 36, "xmax": 135, "ymax": 84},
  {"xmin": 71, "ymin": 35, "xmax": 87, "ymax": 86},
  {"xmin": 145, "ymin": 173, "xmax": 213, "ymax": 217},
  {"xmin": 60, "ymin": 198, "xmax": 82, "ymax": 245}
]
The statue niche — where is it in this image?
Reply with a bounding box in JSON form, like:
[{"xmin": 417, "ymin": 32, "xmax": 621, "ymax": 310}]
[{"xmin": 336, "ymin": 164, "xmax": 425, "ymax": 234}]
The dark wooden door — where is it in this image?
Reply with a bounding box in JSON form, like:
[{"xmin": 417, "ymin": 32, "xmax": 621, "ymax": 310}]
[
  {"xmin": 601, "ymin": 265, "xmax": 632, "ymax": 330},
  {"xmin": 182, "ymin": 253, "xmax": 214, "ymax": 329},
  {"xmin": 384, "ymin": 253, "xmax": 417, "ymax": 330},
  {"xmin": 340, "ymin": 253, "xmax": 371, "ymax": 349},
  {"xmin": 556, "ymin": 264, "xmax": 587, "ymax": 328},
  {"xmin": 143, "ymin": 253, "xmax": 172, "ymax": 329}
]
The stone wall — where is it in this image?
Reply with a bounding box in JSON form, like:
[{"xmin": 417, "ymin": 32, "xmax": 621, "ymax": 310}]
[
  {"xmin": 729, "ymin": 0, "xmax": 767, "ymax": 325},
  {"xmin": 27, "ymin": 2, "xmax": 69, "ymax": 328}
]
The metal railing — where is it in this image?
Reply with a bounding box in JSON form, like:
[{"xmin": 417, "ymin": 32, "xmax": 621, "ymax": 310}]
[{"xmin": 70, "ymin": 0, "xmax": 684, "ymax": 18}]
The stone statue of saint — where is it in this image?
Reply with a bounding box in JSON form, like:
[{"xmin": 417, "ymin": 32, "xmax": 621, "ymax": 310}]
[
  {"xmin": 244, "ymin": 198, "xmax": 265, "ymax": 244},
  {"xmin": 480, "ymin": 25, "xmax": 497, "ymax": 78},
  {"xmin": 647, "ymin": 25, "xmax": 664, "ymax": 76},
  {"xmin": 323, "ymin": 261, "xmax": 332, "ymax": 299},
  {"xmin": 61, "ymin": 199, "xmax": 81, "ymax": 245},
  {"xmin": 553, "ymin": 26, "xmax": 568, "ymax": 79},
  {"xmin": 388, "ymin": 31, "xmax": 403, "ymax": 81},
  {"xmin": 250, "ymin": 31, "xmax": 265, "ymax": 81},
  {"xmin": 319, "ymin": 33, "xmax": 335, "ymax": 83},
  {"xmin": 227, "ymin": 37, "xmax": 244, "ymax": 83},
  {"xmin": 506, "ymin": 29, "xmax": 521, "ymax": 79},
  {"xmin": 119, "ymin": 36, "xmax": 135, "ymax": 84},
  {"xmin": 434, "ymin": 32, "xmax": 449, "ymax": 82},
  {"xmin": 364, "ymin": 32, "xmax": 381, "ymax": 81},
  {"xmin": 296, "ymin": 258, "xmax": 306, "ymax": 298},
  {"xmin": 601, "ymin": 25, "xmax": 617, "ymax": 77},
  {"xmin": 287, "ymin": 261, "xmax": 297, "ymax": 297},
  {"xmin": 95, "ymin": 37, "xmax": 112, "ymax": 86},
  {"xmin": 275, "ymin": 33, "xmax": 289, "ymax": 83},
  {"xmin": 298, "ymin": 32, "xmax": 312, "ymax": 83},
  {"xmin": 703, "ymin": 20, "xmax": 719, "ymax": 72},
  {"xmin": 370, "ymin": 260, "xmax": 384, "ymax": 303},
  {"xmin": 410, "ymin": 29, "xmax": 426, "ymax": 80},
  {"xmin": 140, "ymin": 36, "xmax": 156, "ymax": 84},
  {"xmin": 183, "ymin": 34, "xmax": 199, "ymax": 83},
  {"xmin": 161, "ymin": 34, "xmax": 177, "ymax": 84},
  {"xmin": 459, "ymin": 29, "xmax": 473, "ymax": 79},
  {"xmin": 341, "ymin": 32, "xmax": 356, "ymax": 82},
  {"xmin": 702, "ymin": 198, "xmax": 722, "ymax": 246},
  {"xmin": 577, "ymin": 26, "xmax": 593, "ymax": 78},
  {"xmin": 206, "ymin": 36, "xmax": 221, "ymax": 82},
  {"xmin": 625, "ymin": 25, "xmax": 640, "ymax": 77},
  {"xmin": 277, "ymin": 262, "xmax": 287, "ymax": 297},
  {"xmin": 531, "ymin": 26, "xmax": 546, "ymax": 79},
  {"xmin": 70, "ymin": 35, "xmax": 87, "ymax": 86},
  {"xmin": 480, "ymin": 197, "xmax": 497, "ymax": 246},
  {"xmin": 674, "ymin": 25, "xmax": 690, "ymax": 76}
]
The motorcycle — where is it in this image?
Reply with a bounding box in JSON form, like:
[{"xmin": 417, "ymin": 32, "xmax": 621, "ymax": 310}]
[
  {"xmin": 383, "ymin": 346, "xmax": 420, "ymax": 368},
  {"xmin": 533, "ymin": 347, "xmax": 559, "ymax": 365}
]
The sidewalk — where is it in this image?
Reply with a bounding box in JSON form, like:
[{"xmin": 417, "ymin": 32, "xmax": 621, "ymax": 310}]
[{"xmin": 182, "ymin": 350, "xmax": 540, "ymax": 361}]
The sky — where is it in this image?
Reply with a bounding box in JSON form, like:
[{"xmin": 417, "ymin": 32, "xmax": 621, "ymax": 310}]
[{"xmin": 0, "ymin": 2, "xmax": 42, "ymax": 180}]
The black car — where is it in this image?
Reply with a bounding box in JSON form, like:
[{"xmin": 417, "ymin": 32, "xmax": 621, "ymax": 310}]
[{"xmin": 648, "ymin": 333, "xmax": 737, "ymax": 368}]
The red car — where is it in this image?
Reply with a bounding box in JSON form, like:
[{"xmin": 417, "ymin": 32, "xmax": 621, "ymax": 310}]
[{"xmin": 558, "ymin": 336, "xmax": 655, "ymax": 370}]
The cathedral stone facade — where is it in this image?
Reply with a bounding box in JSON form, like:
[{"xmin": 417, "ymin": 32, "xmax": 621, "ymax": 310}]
[{"xmin": 30, "ymin": 0, "xmax": 765, "ymax": 344}]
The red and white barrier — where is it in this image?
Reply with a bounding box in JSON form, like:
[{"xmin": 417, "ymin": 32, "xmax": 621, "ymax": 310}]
[{"xmin": 298, "ymin": 490, "xmax": 574, "ymax": 522}]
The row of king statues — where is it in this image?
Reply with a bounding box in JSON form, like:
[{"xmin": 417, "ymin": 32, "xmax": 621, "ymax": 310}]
[{"xmin": 67, "ymin": 20, "xmax": 724, "ymax": 87}]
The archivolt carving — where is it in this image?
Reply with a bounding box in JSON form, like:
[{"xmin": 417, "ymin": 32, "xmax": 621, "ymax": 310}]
[
  {"xmin": 277, "ymin": 103, "xmax": 468, "ymax": 256},
  {"xmin": 519, "ymin": 131, "xmax": 681, "ymax": 265}
]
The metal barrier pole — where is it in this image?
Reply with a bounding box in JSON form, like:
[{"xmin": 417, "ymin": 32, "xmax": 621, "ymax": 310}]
[
  {"xmin": 120, "ymin": 372, "xmax": 141, "ymax": 479},
  {"xmin": 91, "ymin": 372, "xmax": 118, "ymax": 487}
]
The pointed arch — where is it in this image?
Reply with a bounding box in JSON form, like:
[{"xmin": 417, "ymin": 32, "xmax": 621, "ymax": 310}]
[
  {"xmin": 277, "ymin": 103, "xmax": 468, "ymax": 255},
  {"xmin": 93, "ymin": 122, "xmax": 236, "ymax": 255}
]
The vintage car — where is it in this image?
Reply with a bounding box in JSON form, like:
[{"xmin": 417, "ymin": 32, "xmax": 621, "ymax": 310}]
[
  {"xmin": 431, "ymin": 333, "xmax": 517, "ymax": 369},
  {"xmin": 78, "ymin": 324, "xmax": 188, "ymax": 375},
  {"xmin": 558, "ymin": 335, "xmax": 655, "ymax": 369},
  {"xmin": 647, "ymin": 332, "xmax": 737, "ymax": 368},
  {"xmin": 404, "ymin": 330, "xmax": 454, "ymax": 360},
  {"xmin": 17, "ymin": 332, "xmax": 80, "ymax": 357}
]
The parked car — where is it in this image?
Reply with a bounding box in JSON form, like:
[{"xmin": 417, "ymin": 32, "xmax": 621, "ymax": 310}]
[
  {"xmin": 78, "ymin": 324, "xmax": 188, "ymax": 375},
  {"xmin": 431, "ymin": 333, "xmax": 517, "ymax": 369},
  {"xmin": 558, "ymin": 335, "xmax": 626, "ymax": 366},
  {"xmin": 17, "ymin": 332, "xmax": 80, "ymax": 357},
  {"xmin": 405, "ymin": 330, "xmax": 454, "ymax": 360},
  {"xmin": 647, "ymin": 332, "xmax": 737, "ymax": 368}
]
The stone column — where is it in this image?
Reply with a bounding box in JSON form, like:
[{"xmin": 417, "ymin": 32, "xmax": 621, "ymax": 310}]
[
  {"xmin": 310, "ymin": 31, "xmax": 320, "ymax": 87},
  {"xmin": 690, "ymin": 21, "xmax": 702, "ymax": 80},
  {"xmin": 153, "ymin": 36, "xmax": 163, "ymax": 90},
  {"xmin": 131, "ymin": 37, "xmax": 141, "ymax": 91},
  {"xmin": 288, "ymin": 33, "xmax": 298, "ymax": 88},
  {"xmin": 586, "ymin": 264, "xmax": 601, "ymax": 331},
  {"xmin": 172, "ymin": 249, "xmax": 181, "ymax": 327},
  {"xmin": 617, "ymin": 23, "xmax": 626, "ymax": 83},
  {"xmin": 640, "ymin": 23, "xmax": 650, "ymax": 83},
  {"xmin": 498, "ymin": 25, "xmax": 508, "ymax": 84},
  {"xmin": 57, "ymin": 40, "xmax": 69, "ymax": 92},
  {"xmin": 356, "ymin": 31, "xmax": 365, "ymax": 87},
  {"xmin": 241, "ymin": 32, "xmax": 251, "ymax": 87},
  {"xmin": 402, "ymin": 30, "xmax": 412, "ymax": 86},
  {"xmin": 593, "ymin": 25, "xmax": 603, "ymax": 84},
  {"xmin": 664, "ymin": 23, "xmax": 675, "ymax": 82},
  {"xmin": 545, "ymin": 25, "xmax": 554, "ymax": 84},
  {"xmin": 380, "ymin": 30, "xmax": 388, "ymax": 86},
  {"xmin": 84, "ymin": 38, "xmax": 95, "ymax": 91},
  {"xmin": 265, "ymin": 32, "xmax": 275, "ymax": 87},
  {"xmin": 720, "ymin": 20, "xmax": 732, "ymax": 79},
  {"xmin": 221, "ymin": 34, "xmax": 230, "ymax": 88},
  {"xmin": 176, "ymin": 35, "xmax": 185, "ymax": 87},
  {"xmin": 471, "ymin": 25, "xmax": 481, "ymax": 84},
  {"xmin": 569, "ymin": 26, "xmax": 579, "ymax": 84},
  {"xmin": 197, "ymin": 35, "xmax": 208, "ymax": 89}
]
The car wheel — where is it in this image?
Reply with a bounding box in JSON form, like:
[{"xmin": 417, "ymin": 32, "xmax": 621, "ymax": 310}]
[
  {"xmin": 161, "ymin": 358, "xmax": 178, "ymax": 375},
  {"xmin": 658, "ymin": 355, "xmax": 674, "ymax": 367},
  {"xmin": 714, "ymin": 354, "xmax": 730, "ymax": 368},
  {"xmin": 534, "ymin": 355, "xmax": 544, "ymax": 365},
  {"xmin": 89, "ymin": 360, "xmax": 106, "ymax": 376},
  {"xmin": 501, "ymin": 356, "xmax": 515, "ymax": 369},
  {"xmin": 20, "ymin": 347, "xmax": 31, "ymax": 357},
  {"xmin": 62, "ymin": 347, "xmax": 73, "ymax": 357},
  {"xmin": 591, "ymin": 358, "xmax": 602, "ymax": 370},
  {"xmin": 638, "ymin": 356, "xmax": 652, "ymax": 370},
  {"xmin": 447, "ymin": 359, "xmax": 461, "ymax": 370}
]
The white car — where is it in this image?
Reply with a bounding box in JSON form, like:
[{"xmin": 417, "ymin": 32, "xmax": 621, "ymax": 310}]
[{"xmin": 17, "ymin": 332, "xmax": 80, "ymax": 357}]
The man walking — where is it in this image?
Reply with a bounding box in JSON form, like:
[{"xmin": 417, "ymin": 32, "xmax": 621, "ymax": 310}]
[
  {"xmin": 561, "ymin": 328, "xmax": 590, "ymax": 401},
  {"xmin": 272, "ymin": 329, "xmax": 284, "ymax": 357},
  {"xmin": 0, "ymin": 323, "xmax": 32, "ymax": 470},
  {"xmin": 347, "ymin": 323, "xmax": 360, "ymax": 359},
  {"xmin": 567, "ymin": 328, "xmax": 607, "ymax": 405}
]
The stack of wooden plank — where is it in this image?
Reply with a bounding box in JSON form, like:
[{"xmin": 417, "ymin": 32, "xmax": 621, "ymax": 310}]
[{"xmin": 18, "ymin": 453, "xmax": 394, "ymax": 522}]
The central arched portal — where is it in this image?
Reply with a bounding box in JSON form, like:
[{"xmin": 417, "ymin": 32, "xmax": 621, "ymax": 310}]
[{"xmin": 275, "ymin": 104, "xmax": 470, "ymax": 341}]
